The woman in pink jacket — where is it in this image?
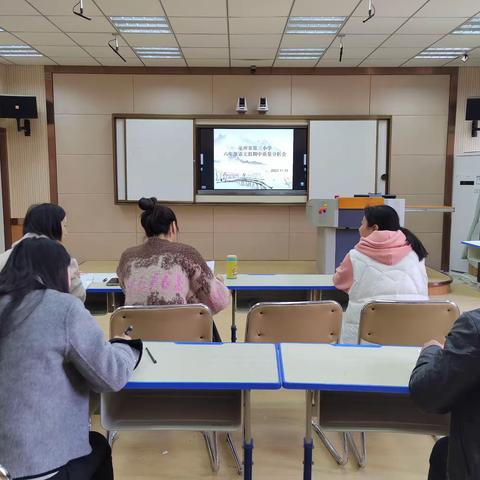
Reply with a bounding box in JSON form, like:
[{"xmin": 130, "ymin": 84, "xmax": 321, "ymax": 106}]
[{"xmin": 334, "ymin": 205, "xmax": 429, "ymax": 343}]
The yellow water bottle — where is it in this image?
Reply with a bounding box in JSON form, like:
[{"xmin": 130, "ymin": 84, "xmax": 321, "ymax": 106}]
[{"xmin": 226, "ymin": 254, "xmax": 238, "ymax": 279}]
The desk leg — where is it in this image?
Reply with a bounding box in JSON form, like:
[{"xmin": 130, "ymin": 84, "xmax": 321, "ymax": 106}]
[
  {"xmin": 231, "ymin": 290, "xmax": 238, "ymax": 343},
  {"xmin": 243, "ymin": 390, "xmax": 253, "ymax": 480},
  {"xmin": 303, "ymin": 390, "xmax": 314, "ymax": 480}
]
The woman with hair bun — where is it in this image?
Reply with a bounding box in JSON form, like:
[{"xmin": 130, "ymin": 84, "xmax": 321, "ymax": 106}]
[
  {"xmin": 334, "ymin": 205, "xmax": 429, "ymax": 343},
  {"xmin": 117, "ymin": 198, "xmax": 230, "ymax": 339}
]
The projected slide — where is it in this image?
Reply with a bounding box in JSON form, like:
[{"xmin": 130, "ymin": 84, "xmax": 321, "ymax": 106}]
[{"xmin": 213, "ymin": 128, "xmax": 294, "ymax": 190}]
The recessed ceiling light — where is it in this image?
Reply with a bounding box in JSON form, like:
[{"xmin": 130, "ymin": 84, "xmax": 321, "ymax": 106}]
[
  {"xmin": 0, "ymin": 45, "xmax": 43, "ymax": 57},
  {"xmin": 110, "ymin": 16, "xmax": 171, "ymax": 34},
  {"xmin": 453, "ymin": 16, "xmax": 480, "ymax": 35},
  {"xmin": 0, "ymin": 28, "xmax": 4, "ymax": 32},
  {"xmin": 134, "ymin": 47, "xmax": 182, "ymax": 59},
  {"xmin": 286, "ymin": 17, "xmax": 346, "ymax": 35},
  {"xmin": 278, "ymin": 48, "xmax": 324, "ymax": 60},
  {"xmin": 415, "ymin": 47, "xmax": 471, "ymax": 59}
]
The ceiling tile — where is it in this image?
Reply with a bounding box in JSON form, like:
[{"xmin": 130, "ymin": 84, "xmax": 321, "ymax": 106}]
[
  {"xmin": 169, "ymin": 17, "xmax": 227, "ymax": 34},
  {"xmin": 49, "ymin": 56, "xmax": 100, "ymax": 65},
  {"xmin": 322, "ymin": 46, "xmax": 375, "ymax": 59},
  {"xmin": 122, "ymin": 33, "xmax": 178, "ymax": 47},
  {"xmin": 280, "ymin": 34, "xmax": 335, "ymax": 48},
  {"xmin": 403, "ymin": 58, "xmax": 450, "ymax": 66},
  {"xmin": 416, "ymin": 0, "xmax": 480, "ymax": 18},
  {"xmin": 450, "ymin": 58, "xmax": 480, "ymax": 66},
  {"xmin": 162, "ymin": 0, "xmax": 226, "ymax": 17},
  {"xmin": 339, "ymin": 34, "xmax": 389, "ymax": 47},
  {"xmin": 181, "ymin": 47, "xmax": 229, "ymax": 58},
  {"xmin": 432, "ymin": 34, "xmax": 480, "ymax": 48},
  {"xmin": 274, "ymin": 59, "xmax": 317, "ymax": 67},
  {"xmin": 0, "ymin": 31, "xmax": 26, "ymax": 45},
  {"xmin": 229, "ymin": 0, "xmax": 293, "ymax": 17},
  {"xmin": 27, "ymin": 0, "xmax": 102, "ymax": 16},
  {"xmin": 176, "ymin": 34, "xmax": 228, "ymax": 47},
  {"xmin": 353, "ymin": 0, "xmax": 428, "ymax": 17},
  {"xmin": 0, "ymin": 0, "xmax": 39, "ymax": 15},
  {"xmin": 341, "ymin": 16, "xmax": 407, "ymax": 35},
  {"xmin": 231, "ymin": 59, "xmax": 273, "ymax": 66},
  {"xmin": 368, "ymin": 47, "xmax": 423, "ymax": 59},
  {"xmin": 94, "ymin": 0, "xmax": 165, "ymax": 16},
  {"xmin": 141, "ymin": 57, "xmax": 187, "ymax": 66},
  {"xmin": 230, "ymin": 34, "xmax": 282, "ymax": 48},
  {"xmin": 231, "ymin": 47, "xmax": 277, "ymax": 59},
  {"xmin": 397, "ymin": 17, "xmax": 468, "ymax": 34},
  {"xmin": 0, "ymin": 15, "xmax": 60, "ymax": 32},
  {"xmin": 68, "ymin": 32, "xmax": 127, "ymax": 46},
  {"xmin": 186, "ymin": 58, "xmax": 229, "ymax": 66},
  {"xmin": 47, "ymin": 15, "xmax": 115, "ymax": 33},
  {"xmin": 34, "ymin": 45, "xmax": 92, "ymax": 57},
  {"xmin": 382, "ymin": 34, "xmax": 443, "ymax": 47},
  {"xmin": 359, "ymin": 58, "xmax": 405, "ymax": 67},
  {"xmin": 468, "ymin": 47, "xmax": 480, "ymax": 57},
  {"xmin": 83, "ymin": 45, "xmax": 137, "ymax": 57},
  {"xmin": 14, "ymin": 32, "xmax": 76, "ymax": 46},
  {"xmin": 316, "ymin": 58, "xmax": 361, "ymax": 66},
  {"xmin": 8, "ymin": 56, "xmax": 56, "ymax": 65},
  {"xmin": 229, "ymin": 17, "xmax": 287, "ymax": 34},
  {"xmin": 291, "ymin": 0, "xmax": 359, "ymax": 16},
  {"xmin": 97, "ymin": 56, "xmax": 144, "ymax": 66}
]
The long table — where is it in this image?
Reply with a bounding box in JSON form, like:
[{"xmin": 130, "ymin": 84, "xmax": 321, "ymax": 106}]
[
  {"xmin": 85, "ymin": 273, "xmax": 336, "ymax": 341},
  {"xmin": 279, "ymin": 343, "xmax": 448, "ymax": 480},
  {"xmin": 101, "ymin": 341, "xmax": 281, "ymax": 480}
]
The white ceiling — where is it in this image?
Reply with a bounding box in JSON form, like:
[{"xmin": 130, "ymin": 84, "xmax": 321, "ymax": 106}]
[{"xmin": 0, "ymin": 0, "xmax": 479, "ymax": 67}]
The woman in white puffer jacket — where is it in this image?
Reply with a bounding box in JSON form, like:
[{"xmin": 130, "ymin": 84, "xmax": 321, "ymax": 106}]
[{"xmin": 334, "ymin": 205, "xmax": 429, "ymax": 343}]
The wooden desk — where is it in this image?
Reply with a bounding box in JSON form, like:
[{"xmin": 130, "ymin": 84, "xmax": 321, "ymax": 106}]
[
  {"xmin": 279, "ymin": 343, "xmax": 448, "ymax": 479},
  {"xmin": 101, "ymin": 341, "xmax": 281, "ymax": 480}
]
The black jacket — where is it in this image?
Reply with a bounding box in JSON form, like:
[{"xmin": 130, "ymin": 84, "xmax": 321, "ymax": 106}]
[{"xmin": 409, "ymin": 309, "xmax": 480, "ymax": 480}]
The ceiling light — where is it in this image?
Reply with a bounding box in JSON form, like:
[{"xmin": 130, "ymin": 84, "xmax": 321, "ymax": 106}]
[
  {"xmin": 453, "ymin": 16, "xmax": 480, "ymax": 35},
  {"xmin": 111, "ymin": 16, "xmax": 171, "ymax": 34},
  {"xmin": 0, "ymin": 28, "xmax": 4, "ymax": 32},
  {"xmin": 278, "ymin": 48, "xmax": 324, "ymax": 60},
  {"xmin": 0, "ymin": 45, "xmax": 43, "ymax": 57},
  {"xmin": 363, "ymin": 0, "xmax": 375, "ymax": 23},
  {"xmin": 108, "ymin": 34, "xmax": 126, "ymax": 62},
  {"xmin": 286, "ymin": 17, "xmax": 346, "ymax": 35},
  {"xmin": 134, "ymin": 47, "xmax": 182, "ymax": 59},
  {"xmin": 73, "ymin": 0, "xmax": 91, "ymax": 21},
  {"xmin": 415, "ymin": 47, "xmax": 471, "ymax": 59}
]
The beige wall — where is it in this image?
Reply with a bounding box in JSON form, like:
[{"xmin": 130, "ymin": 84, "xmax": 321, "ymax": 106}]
[
  {"xmin": 455, "ymin": 67, "xmax": 480, "ymax": 155},
  {"xmin": 1, "ymin": 66, "xmax": 50, "ymax": 217},
  {"xmin": 53, "ymin": 72, "xmax": 451, "ymax": 268}
]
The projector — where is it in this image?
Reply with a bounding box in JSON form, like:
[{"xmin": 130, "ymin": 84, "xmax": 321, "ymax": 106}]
[
  {"xmin": 236, "ymin": 97, "xmax": 247, "ymax": 114},
  {"xmin": 257, "ymin": 97, "xmax": 268, "ymax": 114}
]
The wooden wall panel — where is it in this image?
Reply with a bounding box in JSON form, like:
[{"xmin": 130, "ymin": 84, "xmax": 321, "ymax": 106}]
[{"xmin": 455, "ymin": 67, "xmax": 480, "ymax": 154}]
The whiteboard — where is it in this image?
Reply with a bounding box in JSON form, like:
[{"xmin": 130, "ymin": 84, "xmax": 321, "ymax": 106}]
[
  {"xmin": 309, "ymin": 120, "xmax": 378, "ymax": 198},
  {"xmin": 117, "ymin": 118, "xmax": 194, "ymax": 202}
]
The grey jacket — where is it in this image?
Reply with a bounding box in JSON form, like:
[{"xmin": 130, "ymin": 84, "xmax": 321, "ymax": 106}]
[
  {"xmin": 0, "ymin": 234, "xmax": 86, "ymax": 302},
  {"xmin": 409, "ymin": 309, "xmax": 480, "ymax": 480},
  {"xmin": 0, "ymin": 289, "xmax": 140, "ymax": 478}
]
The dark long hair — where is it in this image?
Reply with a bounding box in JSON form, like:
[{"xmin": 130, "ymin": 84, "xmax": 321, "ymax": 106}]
[
  {"xmin": 23, "ymin": 203, "xmax": 66, "ymax": 241},
  {"xmin": 0, "ymin": 238, "xmax": 71, "ymax": 325},
  {"xmin": 138, "ymin": 197, "xmax": 178, "ymax": 238},
  {"xmin": 364, "ymin": 205, "xmax": 428, "ymax": 261}
]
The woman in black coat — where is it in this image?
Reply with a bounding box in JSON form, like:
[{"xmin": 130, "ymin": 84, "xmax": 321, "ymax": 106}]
[{"xmin": 409, "ymin": 309, "xmax": 480, "ymax": 480}]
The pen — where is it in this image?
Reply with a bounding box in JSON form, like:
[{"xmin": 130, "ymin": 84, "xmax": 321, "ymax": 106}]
[
  {"xmin": 145, "ymin": 347, "xmax": 157, "ymax": 364},
  {"xmin": 124, "ymin": 325, "xmax": 133, "ymax": 336}
]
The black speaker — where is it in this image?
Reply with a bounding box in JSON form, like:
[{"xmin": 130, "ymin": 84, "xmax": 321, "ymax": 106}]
[
  {"xmin": 0, "ymin": 95, "xmax": 38, "ymax": 119},
  {"xmin": 466, "ymin": 97, "xmax": 480, "ymax": 121}
]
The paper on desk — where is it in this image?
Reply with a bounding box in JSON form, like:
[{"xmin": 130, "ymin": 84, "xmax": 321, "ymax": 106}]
[
  {"xmin": 207, "ymin": 261, "xmax": 215, "ymax": 272},
  {"xmin": 80, "ymin": 272, "xmax": 116, "ymax": 289}
]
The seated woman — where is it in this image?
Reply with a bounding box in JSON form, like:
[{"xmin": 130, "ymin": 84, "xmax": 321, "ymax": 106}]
[
  {"xmin": 0, "ymin": 202, "xmax": 86, "ymax": 302},
  {"xmin": 117, "ymin": 198, "xmax": 230, "ymax": 333},
  {"xmin": 0, "ymin": 238, "xmax": 142, "ymax": 479},
  {"xmin": 334, "ymin": 205, "xmax": 429, "ymax": 343}
]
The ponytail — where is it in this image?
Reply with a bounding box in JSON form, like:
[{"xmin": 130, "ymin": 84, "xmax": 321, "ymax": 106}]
[{"xmin": 400, "ymin": 227, "xmax": 428, "ymax": 262}]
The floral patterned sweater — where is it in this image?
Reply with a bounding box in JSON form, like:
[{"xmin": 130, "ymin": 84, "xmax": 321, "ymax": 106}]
[{"xmin": 117, "ymin": 237, "xmax": 230, "ymax": 314}]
